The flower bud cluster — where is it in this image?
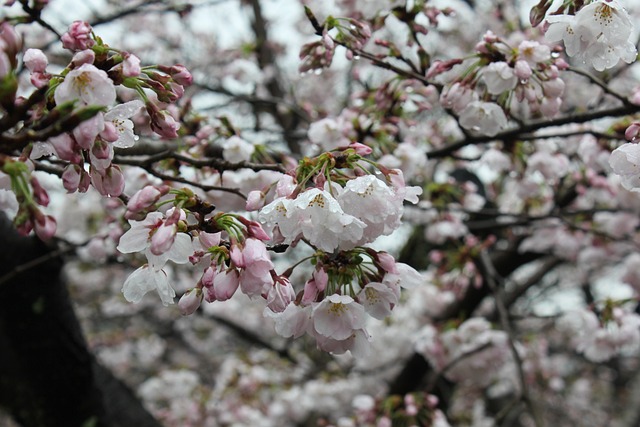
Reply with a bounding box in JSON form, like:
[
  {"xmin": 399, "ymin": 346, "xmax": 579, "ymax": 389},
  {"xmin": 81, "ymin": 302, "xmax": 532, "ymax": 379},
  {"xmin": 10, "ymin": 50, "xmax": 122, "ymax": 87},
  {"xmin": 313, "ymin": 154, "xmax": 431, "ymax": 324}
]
[
  {"xmin": 335, "ymin": 393, "xmax": 449, "ymax": 427},
  {"xmin": 1, "ymin": 159, "xmax": 56, "ymax": 240},
  {"xmin": 438, "ymin": 32, "xmax": 567, "ymax": 136},
  {"xmin": 22, "ymin": 21, "xmax": 192, "ymax": 198},
  {"xmin": 299, "ymin": 15, "xmax": 371, "ymax": 73}
]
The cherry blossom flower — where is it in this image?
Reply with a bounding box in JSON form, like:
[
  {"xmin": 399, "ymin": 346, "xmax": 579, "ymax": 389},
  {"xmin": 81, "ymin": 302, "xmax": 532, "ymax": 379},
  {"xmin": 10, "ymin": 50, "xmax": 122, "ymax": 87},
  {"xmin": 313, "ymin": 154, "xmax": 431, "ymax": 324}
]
[
  {"xmin": 482, "ymin": 61, "xmax": 517, "ymax": 95},
  {"xmin": 314, "ymin": 328, "xmax": 371, "ymax": 358},
  {"xmin": 238, "ymin": 238, "xmax": 274, "ymax": 297},
  {"xmin": 117, "ymin": 211, "xmax": 193, "ymax": 268},
  {"xmin": 338, "ymin": 175, "xmax": 403, "ymax": 244},
  {"xmin": 61, "ymin": 21, "xmax": 94, "ymax": 51},
  {"xmin": 440, "ymin": 82, "xmax": 479, "ymax": 114},
  {"xmin": 104, "ymin": 100, "xmax": 144, "ymax": 148},
  {"xmin": 312, "ymin": 294, "xmax": 367, "ymax": 341},
  {"xmin": 307, "ymin": 117, "xmax": 352, "ymax": 151},
  {"xmin": 459, "ymin": 101, "xmax": 508, "ymax": 137},
  {"xmin": 259, "ymin": 189, "xmax": 366, "ymax": 252},
  {"xmin": 545, "ymin": 0, "xmax": 637, "ymax": 71},
  {"xmin": 266, "ymin": 277, "xmax": 296, "ymax": 313},
  {"xmin": 559, "ymin": 308, "xmax": 640, "ymax": 362},
  {"xmin": 122, "ymin": 265, "xmax": 175, "ymax": 306},
  {"xmin": 609, "ymin": 143, "xmax": 640, "ymax": 191},
  {"xmin": 178, "ymin": 288, "xmax": 203, "ymax": 315},
  {"xmin": 357, "ymin": 282, "xmax": 398, "ymax": 320},
  {"xmin": 221, "ymin": 135, "xmax": 255, "ymax": 163},
  {"xmin": 54, "ymin": 63, "xmax": 116, "ymax": 107},
  {"xmin": 264, "ymin": 303, "xmax": 311, "ymax": 339}
]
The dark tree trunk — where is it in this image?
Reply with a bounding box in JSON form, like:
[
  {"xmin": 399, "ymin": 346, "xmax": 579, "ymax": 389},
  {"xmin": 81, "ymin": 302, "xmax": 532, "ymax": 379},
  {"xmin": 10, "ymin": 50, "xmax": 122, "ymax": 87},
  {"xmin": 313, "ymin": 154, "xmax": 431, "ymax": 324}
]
[{"xmin": 0, "ymin": 215, "xmax": 163, "ymax": 427}]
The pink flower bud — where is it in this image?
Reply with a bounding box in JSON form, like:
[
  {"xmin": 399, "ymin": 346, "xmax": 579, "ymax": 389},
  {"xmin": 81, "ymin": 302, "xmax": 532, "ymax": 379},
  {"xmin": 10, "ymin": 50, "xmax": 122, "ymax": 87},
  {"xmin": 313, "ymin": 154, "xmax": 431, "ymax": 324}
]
[
  {"xmin": 202, "ymin": 267, "xmax": 216, "ymax": 288},
  {"xmin": 165, "ymin": 206, "xmax": 185, "ymax": 226},
  {"xmin": 61, "ymin": 21, "xmax": 94, "ymax": 51},
  {"xmin": 625, "ymin": 123, "xmax": 640, "ymax": 142},
  {"xmin": 49, "ymin": 133, "xmax": 82, "ymax": 163},
  {"xmin": 91, "ymin": 165, "xmax": 125, "ymax": 197},
  {"xmin": 62, "ymin": 164, "xmax": 91, "ymax": 193},
  {"xmin": 213, "ymin": 269, "xmax": 240, "ymax": 301},
  {"xmin": 230, "ymin": 244, "xmax": 245, "ymax": 268},
  {"xmin": 543, "ymin": 78, "xmax": 565, "ymax": 98},
  {"xmin": 178, "ymin": 288, "xmax": 203, "ymax": 315},
  {"xmin": 146, "ymin": 103, "xmax": 180, "ymax": 139},
  {"xmin": 122, "ymin": 52, "xmax": 141, "ymax": 77},
  {"xmin": 62, "ymin": 164, "xmax": 82, "ymax": 193},
  {"xmin": 237, "ymin": 216, "xmax": 271, "ymax": 241},
  {"xmin": 267, "ymin": 277, "xmax": 295, "ymax": 313},
  {"xmin": 246, "ymin": 190, "xmax": 265, "ymax": 211},
  {"xmin": 514, "ymin": 60, "xmax": 532, "ymax": 80},
  {"xmin": 0, "ymin": 22, "xmax": 21, "ymax": 58},
  {"xmin": 71, "ymin": 49, "xmax": 95, "ymax": 67},
  {"xmin": 313, "ymin": 268, "xmax": 328, "ymax": 292},
  {"xmin": 198, "ymin": 231, "xmax": 221, "ymax": 249},
  {"xmin": 150, "ymin": 224, "xmax": 177, "ymax": 255},
  {"xmin": 127, "ymin": 185, "xmax": 162, "ymax": 212},
  {"xmin": 301, "ymin": 278, "xmax": 319, "ymax": 305},
  {"xmin": 23, "ymin": 48, "xmax": 47, "ymax": 73},
  {"xmin": 34, "ymin": 212, "xmax": 56, "ymax": 240},
  {"xmin": 158, "ymin": 64, "xmax": 193, "ymax": 86},
  {"xmin": 30, "ymin": 176, "xmax": 49, "ymax": 207},
  {"xmin": 348, "ymin": 142, "xmax": 372, "ymax": 156},
  {"xmin": 376, "ymin": 251, "xmax": 398, "ymax": 274},
  {"xmin": 540, "ymin": 96, "xmax": 561, "ymax": 118}
]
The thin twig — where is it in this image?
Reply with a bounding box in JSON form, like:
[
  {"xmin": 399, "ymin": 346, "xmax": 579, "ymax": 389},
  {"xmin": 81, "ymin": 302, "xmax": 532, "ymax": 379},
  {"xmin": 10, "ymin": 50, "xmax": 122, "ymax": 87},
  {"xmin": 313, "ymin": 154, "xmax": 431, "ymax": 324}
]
[
  {"xmin": 0, "ymin": 238, "xmax": 89, "ymax": 286},
  {"xmin": 427, "ymin": 103, "xmax": 639, "ymax": 159},
  {"xmin": 425, "ymin": 341, "xmax": 492, "ymax": 393},
  {"xmin": 567, "ymin": 66, "xmax": 632, "ymax": 106}
]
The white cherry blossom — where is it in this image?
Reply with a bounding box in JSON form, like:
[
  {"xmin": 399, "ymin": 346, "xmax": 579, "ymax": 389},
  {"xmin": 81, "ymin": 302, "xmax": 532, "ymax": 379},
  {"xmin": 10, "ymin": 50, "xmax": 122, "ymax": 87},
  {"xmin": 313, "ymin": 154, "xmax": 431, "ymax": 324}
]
[
  {"xmin": 104, "ymin": 100, "xmax": 144, "ymax": 148},
  {"xmin": 259, "ymin": 188, "xmax": 366, "ymax": 252},
  {"xmin": 459, "ymin": 101, "xmax": 508, "ymax": 137},
  {"xmin": 312, "ymin": 294, "xmax": 367, "ymax": 341},
  {"xmin": 122, "ymin": 265, "xmax": 175, "ymax": 306},
  {"xmin": 482, "ymin": 61, "xmax": 517, "ymax": 95},
  {"xmin": 338, "ymin": 175, "xmax": 402, "ymax": 244},
  {"xmin": 357, "ymin": 282, "xmax": 398, "ymax": 320},
  {"xmin": 117, "ymin": 211, "xmax": 193, "ymax": 268},
  {"xmin": 609, "ymin": 142, "xmax": 640, "ymax": 191},
  {"xmin": 546, "ymin": 0, "xmax": 637, "ymax": 71},
  {"xmin": 220, "ymin": 135, "xmax": 255, "ymax": 163},
  {"xmin": 54, "ymin": 63, "xmax": 116, "ymax": 106}
]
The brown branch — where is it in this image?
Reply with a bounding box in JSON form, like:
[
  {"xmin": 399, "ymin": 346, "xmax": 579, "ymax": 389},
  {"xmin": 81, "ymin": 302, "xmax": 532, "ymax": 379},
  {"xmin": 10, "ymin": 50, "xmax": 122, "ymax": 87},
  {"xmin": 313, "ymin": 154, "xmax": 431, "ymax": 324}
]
[
  {"xmin": 248, "ymin": 0, "xmax": 305, "ymax": 154},
  {"xmin": 427, "ymin": 104, "xmax": 639, "ymax": 159}
]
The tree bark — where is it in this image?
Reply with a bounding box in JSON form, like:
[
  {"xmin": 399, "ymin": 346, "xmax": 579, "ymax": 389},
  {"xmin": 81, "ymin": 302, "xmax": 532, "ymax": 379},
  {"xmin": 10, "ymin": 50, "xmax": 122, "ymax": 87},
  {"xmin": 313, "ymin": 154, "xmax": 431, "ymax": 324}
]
[{"xmin": 0, "ymin": 215, "xmax": 163, "ymax": 427}]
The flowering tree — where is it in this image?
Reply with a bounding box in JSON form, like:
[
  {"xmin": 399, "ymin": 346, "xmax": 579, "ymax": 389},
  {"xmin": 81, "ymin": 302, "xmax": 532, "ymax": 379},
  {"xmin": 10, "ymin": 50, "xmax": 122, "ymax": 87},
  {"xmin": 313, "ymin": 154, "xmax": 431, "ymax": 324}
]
[{"xmin": 2, "ymin": 0, "xmax": 640, "ymax": 426}]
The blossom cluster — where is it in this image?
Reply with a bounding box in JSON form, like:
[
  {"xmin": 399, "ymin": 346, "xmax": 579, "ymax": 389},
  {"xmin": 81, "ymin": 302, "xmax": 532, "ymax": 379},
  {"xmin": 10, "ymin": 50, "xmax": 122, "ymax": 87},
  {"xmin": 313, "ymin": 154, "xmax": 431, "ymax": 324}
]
[
  {"xmin": 1, "ymin": 20, "xmax": 192, "ymax": 240},
  {"xmin": 436, "ymin": 31, "xmax": 567, "ymax": 136},
  {"xmin": 544, "ymin": 0, "xmax": 637, "ymax": 71},
  {"xmin": 558, "ymin": 306, "xmax": 640, "ymax": 362}
]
